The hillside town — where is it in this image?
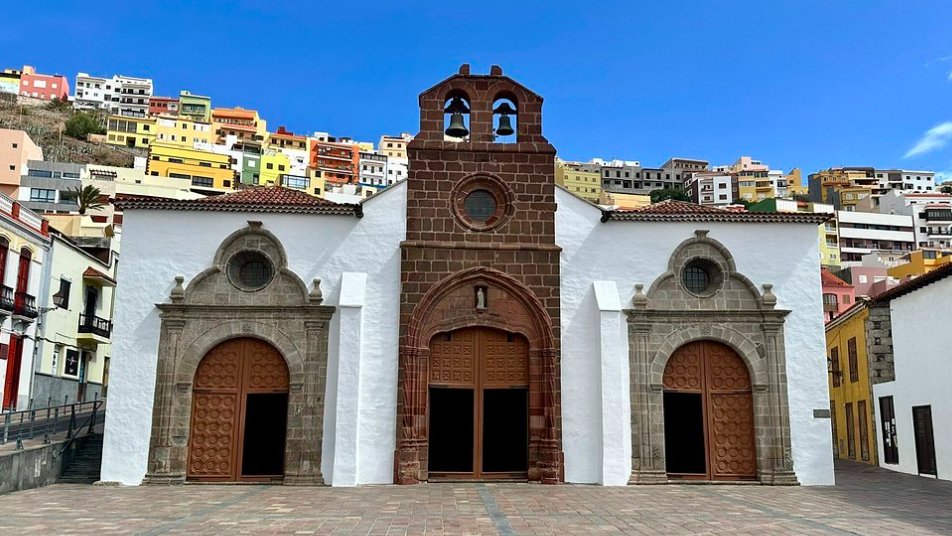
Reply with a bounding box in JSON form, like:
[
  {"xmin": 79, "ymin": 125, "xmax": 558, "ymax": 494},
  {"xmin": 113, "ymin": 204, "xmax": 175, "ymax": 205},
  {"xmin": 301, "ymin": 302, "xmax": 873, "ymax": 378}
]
[{"xmin": 0, "ymin": 60, "xmax": 949, "ymax": 513}]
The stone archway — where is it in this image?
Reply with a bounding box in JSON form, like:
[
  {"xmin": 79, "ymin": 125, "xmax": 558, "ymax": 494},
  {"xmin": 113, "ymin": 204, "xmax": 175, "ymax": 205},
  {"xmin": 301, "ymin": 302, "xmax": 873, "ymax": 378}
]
[
  {"xmin": 188, "ymin": 337, "xmax": 290, "ymax": 482},
  {"xmin": 144, "ymin": 222, "xmax": 334, "ymax": 485},
  {"xmin": 396, "ymin": 267, "xmax": 561, "ymax": 484}
]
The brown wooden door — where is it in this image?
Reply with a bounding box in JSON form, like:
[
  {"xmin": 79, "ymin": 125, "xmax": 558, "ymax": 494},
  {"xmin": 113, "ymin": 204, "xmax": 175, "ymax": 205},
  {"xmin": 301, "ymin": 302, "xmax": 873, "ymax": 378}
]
[
  {"xmin": 663, "ymin": 341, "xmax": 756, "ymax": 480},
  {"xmin": 428, "ymin": 327, "xmax": 529, "ymax": 480},
  {"xmin": 913, "ymin": 405, "xmax": 937, "ymax": 476},
  {"xmin": 187, "ymin": 338, "xmax": 289, "ymax": 482},
  {"xmin": 2, "ymin": 336, "xmax": 22, "ymax": 409}
]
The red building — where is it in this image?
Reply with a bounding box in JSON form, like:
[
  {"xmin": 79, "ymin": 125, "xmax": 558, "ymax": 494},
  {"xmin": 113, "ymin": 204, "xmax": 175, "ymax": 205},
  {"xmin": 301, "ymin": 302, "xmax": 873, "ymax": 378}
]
[
  {"xmin": 149, "ymin": 96, "xmax": 179, "ymax": 116},
  {"xmin": 310, "ymin": 140, "xmax": 358, "ymax": 185},
  {"xmin": 821, "ymin": 269, "xmax": 855, "ymax": 323},
  {"xmin": 18, "ymin": 65, "xmax": 69, "ymax": 101}
]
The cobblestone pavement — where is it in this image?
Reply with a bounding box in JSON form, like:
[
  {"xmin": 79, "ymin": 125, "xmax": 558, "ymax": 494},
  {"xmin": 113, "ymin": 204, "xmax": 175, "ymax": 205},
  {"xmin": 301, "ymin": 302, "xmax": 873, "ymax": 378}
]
[{"xmin": 0, "ymin": 461, "xmax": 949, "ymax": 535}]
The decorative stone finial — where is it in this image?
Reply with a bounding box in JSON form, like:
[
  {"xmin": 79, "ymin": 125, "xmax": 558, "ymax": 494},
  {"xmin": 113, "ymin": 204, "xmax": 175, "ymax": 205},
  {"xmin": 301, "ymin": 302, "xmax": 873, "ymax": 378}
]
[
  {"xmin": 632, "ymin": 284, "xmax": 647, "ymax": 308},
  {"xmin": 761, "ymin": 283, "xmax": 777, "ymax": 309},
  {"xmin": 247, "ymin": 220, "xmax": 263, "ymax": 229},
  {"xmin": 170, "ymin": 276, "xmax": 185, "ymax": 303},
  {"xmin": 309, "ymin": 278, "xmax": 324, "ymax": 304},
  {"xmin": 694, "ymin": 229, "xmax": 709, "ymax": 240}
]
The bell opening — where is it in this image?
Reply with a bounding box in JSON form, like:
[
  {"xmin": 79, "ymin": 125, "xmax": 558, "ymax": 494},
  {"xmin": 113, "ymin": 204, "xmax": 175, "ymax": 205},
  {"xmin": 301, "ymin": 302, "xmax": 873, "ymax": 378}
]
[
  {"xmin": 444, "ymin": 92, "xmax": 471, "ymax": 141},
  {"xmin": 492, "ymin": 97, "xmax": 517, "ymax": 143}
]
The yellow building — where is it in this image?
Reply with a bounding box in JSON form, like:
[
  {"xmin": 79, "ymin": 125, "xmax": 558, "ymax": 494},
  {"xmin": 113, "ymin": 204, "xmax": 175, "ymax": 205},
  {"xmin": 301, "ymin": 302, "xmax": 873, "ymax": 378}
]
[
  {"xmin": 212, "ymin": 107, "xmax": 268, "ymax": 144},
  {"xmin": 556, "ymin": 160, "xmax": 601, "ymax": 202},
  {"xmin": 106, "ymin": 115, "xmax": 155, "ymax": 149},
  {"xmin": 598, "ymin": 191, "xmax": 650, "ymax": 210},
  {"xmin": 809, "ymin": 167, "xmax": 877, "ymax": 206},
  {"xmin": 826, "ymin": 303, "xmax": 877, "ymax": 465},
  {"xmin": 887, "ymin": 248, "xmax": 952, "ymax": 279},
  {"xmin": 147, "ymin": 142, "xmax": 235, "ymax": 194},
  {"xmin": 786, "ymin": 168, "xmax": 808, "ymax": 197},
  {"xmin": 259, "ymin": 150, "xmax": 291, "ymax": 186},
  {"xmin": 154, "ymin": 115, "xmax": 215, "ymax": 148},
  {"xmin": 736, "ymin": 170, "xmax": 774, "ymax": 202},
  {"xmin": 820, "ymin": 218, "xmax": 841, "ymax": 268}
]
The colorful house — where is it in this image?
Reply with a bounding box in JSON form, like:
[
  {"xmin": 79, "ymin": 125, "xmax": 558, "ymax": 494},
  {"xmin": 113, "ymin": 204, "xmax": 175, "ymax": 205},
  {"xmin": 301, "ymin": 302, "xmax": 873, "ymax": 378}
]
[
  {"xmin": 259, "ymin": 150, "xmax": 291, "ymax": 186},
  {"xmin": 886, "ymin": 248, "xmax": 952, "ymax": 280},
  {"xmin": 154, "ymin": 115, "xmax": 215, "ymax": 148},
  {"xmin": 106, "ymin": 115, "xmax": 156, "ymax": 149},
  {"xmin": 310, "ymin": 140, "xmax": 358, "ymax": 185},
  {"xmin": 825, "ymin": 302, "xmax": 877, "ymax": 465},
  {"xmin": 821, "ymin": 268, "xmax": 855, "ymax": 322},
  {"xmin": 178, "ymin": 91, "xmax": 212, "ymax": 122},
  {"xmin": 18, "ymin": 65, "xmax": 69, "ymax": 101},
  {"xmin": 146, "ymin": 142, "xmax": 235, "ymax": 195},
  {"xmin": 212, "ymin": 107, "xmax": 267, "ymax": 144},
  {"xmin": 556, "ymin": 159, "xmax": 602, "ymax": 202},
  {"xmin": 0, "ymin": 129, "xmax": 43, "ymax": 197},
  {"xmin": 148, "ymin": 96, "xmax": 179, "ymax": 117}
]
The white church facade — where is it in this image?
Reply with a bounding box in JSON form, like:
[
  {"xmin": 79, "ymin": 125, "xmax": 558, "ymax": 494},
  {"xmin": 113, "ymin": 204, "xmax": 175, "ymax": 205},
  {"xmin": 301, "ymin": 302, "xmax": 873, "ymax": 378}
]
[{"xmin": 100, "ymin": 66, "xmax": 835, "ymax": 487}]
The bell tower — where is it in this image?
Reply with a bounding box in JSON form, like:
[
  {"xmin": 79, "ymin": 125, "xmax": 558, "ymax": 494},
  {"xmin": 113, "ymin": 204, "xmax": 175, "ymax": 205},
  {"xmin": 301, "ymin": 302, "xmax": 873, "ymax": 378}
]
[{"xmin": 396, "ymin": 64, "xmax": 563, "ymax": 484}]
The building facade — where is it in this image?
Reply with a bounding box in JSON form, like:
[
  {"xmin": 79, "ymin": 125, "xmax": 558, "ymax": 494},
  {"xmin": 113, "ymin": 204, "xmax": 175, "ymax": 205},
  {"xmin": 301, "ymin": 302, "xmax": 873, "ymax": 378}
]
[
  {"xmin": 18, "ymin": 160, "xmax": 85, "ymax": 213},
  {"xmin": 146, "ymin": 142, "xmax": 235, "ymax": 195},
  {"xmin": 836, "ymin": 210, "xmax": 915, "ymax": 267},
  {"xmin": 106, "ymin": 115, "xmax": 156, "ymax": 149},
  {"xmin": 100, "ymin": 66, "xmax": 834, "ymax": 489},
  {"xmin": 19, "ymin": 66, "xmax": 69, "ymax": 101},
  {"xmin": 0, "ymin": 129, "xmax": 43, "ymax": 197},
  {"xmin": 556, "ymin": 159, "xmax": 601, "ymax": 202}
]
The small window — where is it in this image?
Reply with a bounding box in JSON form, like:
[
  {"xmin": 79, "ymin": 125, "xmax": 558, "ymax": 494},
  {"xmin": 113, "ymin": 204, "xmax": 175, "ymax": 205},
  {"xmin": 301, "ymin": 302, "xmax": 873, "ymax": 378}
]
[
  {"xmin": 65, "ymin": 349, "xmax": 80, "ymax": 376},
  {"xmin": 463, "ymin": 190, "xmax": 496, "ymax": 222},
  {"xmin": 681, "ymin": 258, "xmax": 721, "ymax": 295},
  {"xmin": 227, "ymin": 251, "xmax": 275, "ymax": 291}
]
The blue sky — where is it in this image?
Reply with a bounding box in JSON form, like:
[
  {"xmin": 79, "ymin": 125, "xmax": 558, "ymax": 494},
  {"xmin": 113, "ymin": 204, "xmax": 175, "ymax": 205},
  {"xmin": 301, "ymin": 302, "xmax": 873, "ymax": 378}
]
[{"xmin": 3, "ymin": 1, "xmax": 952, "ymax": 181}]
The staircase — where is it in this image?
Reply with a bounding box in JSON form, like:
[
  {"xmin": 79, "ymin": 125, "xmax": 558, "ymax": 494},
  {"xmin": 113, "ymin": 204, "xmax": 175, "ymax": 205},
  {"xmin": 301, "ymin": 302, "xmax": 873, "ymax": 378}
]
[{"xmin": 59, "ymin": 433, "xmax": 103, "ymax": 484}]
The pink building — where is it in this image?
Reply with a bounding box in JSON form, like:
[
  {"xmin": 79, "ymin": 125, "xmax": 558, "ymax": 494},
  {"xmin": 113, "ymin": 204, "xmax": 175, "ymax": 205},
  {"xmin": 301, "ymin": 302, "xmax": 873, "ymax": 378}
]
[
  {"xmin": 821, "ymin": 268, "xmax": 855, "ymax": 323},
  {"xmin": 18, "ymin": 65, "xmax": 69, "ymax": 101},
  {"xmin": 0, "ymin": 129, "xmax": 43, "ymax": 197}
]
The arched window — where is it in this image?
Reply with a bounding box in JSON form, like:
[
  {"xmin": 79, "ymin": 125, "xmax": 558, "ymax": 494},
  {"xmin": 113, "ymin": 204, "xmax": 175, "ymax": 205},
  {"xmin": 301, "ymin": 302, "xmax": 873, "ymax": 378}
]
[
  {"xmin": 492, "ymin": 93, "xmax": 518, "ymax": 143},
  {"xmin": 443, "ymin": 90, "xmax": 470, "ymax": 141}
]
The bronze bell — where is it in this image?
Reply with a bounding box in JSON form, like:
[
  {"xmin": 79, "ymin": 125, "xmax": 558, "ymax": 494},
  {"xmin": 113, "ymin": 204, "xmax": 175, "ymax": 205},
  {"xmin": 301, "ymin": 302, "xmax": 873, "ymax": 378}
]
[
  {"xmin": 444, "ymin": 96, "xmax": 470, "ymax": 138},
  {"xmin": 493, "ymin": 101, "xmax": 517, "ymax": 137}
]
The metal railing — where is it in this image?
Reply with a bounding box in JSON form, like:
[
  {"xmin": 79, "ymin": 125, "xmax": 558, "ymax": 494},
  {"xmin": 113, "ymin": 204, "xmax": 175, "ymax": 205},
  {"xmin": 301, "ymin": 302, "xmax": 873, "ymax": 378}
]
[
  {"xmin": 0, "ymin": 285, "xmax": 13, "ymax": 312},
  {"xmin": 1, "ymin": 397, "xmax": 105, "ymax": 450},
  {"xmin": 13, "ymin": 291, "xmax": 37, "ymax": 318},
  {"xmin": 78, "ymin": 314, "xmax": 112, "ymax": 338}
]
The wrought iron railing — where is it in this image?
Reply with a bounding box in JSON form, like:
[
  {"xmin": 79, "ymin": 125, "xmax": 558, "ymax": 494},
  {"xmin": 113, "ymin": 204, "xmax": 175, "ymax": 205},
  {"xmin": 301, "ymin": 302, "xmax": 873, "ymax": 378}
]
[
  {"xmin": 13, "ymin": 291, "xmax": 37, "ymax": 318},
  {"xmin": 0, "ymin": 285, "xmax": 13, "ymax": 312},
  {"xmin": 1, "ymin": 398, "xmax": 105, "ymax": 450},
  {"xmin": 78, "ymin": 314, "xmax": 112, "ymax": 338}
]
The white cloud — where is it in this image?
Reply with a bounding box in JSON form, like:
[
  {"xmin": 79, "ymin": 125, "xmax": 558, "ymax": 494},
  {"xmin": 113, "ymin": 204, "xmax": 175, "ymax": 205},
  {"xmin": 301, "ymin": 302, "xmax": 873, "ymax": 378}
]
[{"xmin": 904, "ymin": 122, "xmax": 952, "ymax": 158}]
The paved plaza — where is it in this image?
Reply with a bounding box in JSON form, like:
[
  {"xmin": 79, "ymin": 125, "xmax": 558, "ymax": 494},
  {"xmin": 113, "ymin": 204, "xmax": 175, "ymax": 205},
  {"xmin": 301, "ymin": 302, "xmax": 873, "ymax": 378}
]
[{"xmin": 0, "ymin": 461, "xmax": 949, "ymax": 535}]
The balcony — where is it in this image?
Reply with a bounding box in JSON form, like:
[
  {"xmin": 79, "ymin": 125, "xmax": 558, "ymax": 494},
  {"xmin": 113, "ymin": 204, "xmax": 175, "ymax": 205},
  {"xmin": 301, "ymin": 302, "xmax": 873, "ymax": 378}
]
[
  {"xmin": 13, "ymin": 291, "xmax": 37, "ymax": 320},
  {"xmin": 0, "ymin": 286, "xmax": 13, "ymax": 314},
  {"xmin": 78, "ymin": 313, "xmax": 112, "ymax": 343}
]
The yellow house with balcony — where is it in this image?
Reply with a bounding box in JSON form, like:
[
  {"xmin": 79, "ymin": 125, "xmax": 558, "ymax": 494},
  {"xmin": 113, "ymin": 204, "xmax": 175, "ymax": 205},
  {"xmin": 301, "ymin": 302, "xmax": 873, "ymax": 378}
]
[
  {"xmin": 106, "ymin": 115, "xmax": 155, "ymax": 149},
  {"xmin": 556, "ymin": 160, "xmax": 601, "ymax": 202},
  {"xmin": 826, "ymin": 303, "xmax": 877, "ymax": 465},
  {"xmin": 147, "ymin": 142, "xmax": 235, "ymax": 194},
  {"xmin": 154, "ymin": 115, "xmax": 215, "ymax": 148},
  {"xmin": 887, "ymin": 248, "xmax": 952, "ymax": 279},
  {"xmin": 259, "ymin": 151, "xmax": 291, "ymax": 186}
]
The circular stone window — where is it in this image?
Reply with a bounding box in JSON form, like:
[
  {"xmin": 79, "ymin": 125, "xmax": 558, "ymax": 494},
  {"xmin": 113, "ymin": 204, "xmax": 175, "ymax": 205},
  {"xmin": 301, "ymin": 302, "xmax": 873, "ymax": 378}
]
[
  {"xmin": 681, "ymin": 258, "xmax": 722, "ymax": 296},
  {"xmin": 227, "ymin": 251, "xmax": 275, "ymax": 291},
  {"xmin": 463, "ymin": 189, "xmax": 497, "ymax": 223}
]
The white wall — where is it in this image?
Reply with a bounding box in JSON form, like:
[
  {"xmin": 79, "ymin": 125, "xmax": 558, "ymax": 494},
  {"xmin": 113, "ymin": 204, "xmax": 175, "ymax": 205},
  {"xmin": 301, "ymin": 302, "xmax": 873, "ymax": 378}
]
[
  {"xmin": 873, "ymin": 276, "xmax": 952, "ymax": 480},
  {"xmin": 100, "ymin": 183, "xmax": 406, "ymax": 486},
  {"xmin": 556, "ymin": 189, "xmax": 834, "ymax": 485}
]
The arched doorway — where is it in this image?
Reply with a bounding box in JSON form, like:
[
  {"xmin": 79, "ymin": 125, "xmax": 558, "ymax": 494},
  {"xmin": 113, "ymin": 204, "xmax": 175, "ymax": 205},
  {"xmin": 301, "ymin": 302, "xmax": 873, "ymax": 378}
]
[
  {"xmin": 427, "ymin": 327, "xmax": 529, "ymax": 480},
  {"xmin": 662, "ymin": 341, "xmax": 756, "ymax": 481},
  {"xmin": 187, "ymin": 338, "xmax": 289, "ymax": 482}
]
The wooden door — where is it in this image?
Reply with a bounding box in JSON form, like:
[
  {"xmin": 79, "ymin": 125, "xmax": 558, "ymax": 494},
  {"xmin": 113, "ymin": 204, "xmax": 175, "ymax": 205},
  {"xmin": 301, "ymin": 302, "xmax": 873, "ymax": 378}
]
[
  {"xmin": 913, "ymin": 405, "xmax": 937, "ymax": 476},
  {"xmin": 663, "ymin": 341, "xmax": 756, "ymax": 480},
  {"xmin": 880, "ymin": 396, "xmax": 898, "ymax": 464},
  {"xmin": 428, "ymin": 327, "xmax": 529, "ymax": 480},
  {"xmin": 187, "ymin": 338, "xmax": 289, "ymax": 482},
  {"xmin": 2, "ymin": 336, "xmax": 22, "ymax": 409}
]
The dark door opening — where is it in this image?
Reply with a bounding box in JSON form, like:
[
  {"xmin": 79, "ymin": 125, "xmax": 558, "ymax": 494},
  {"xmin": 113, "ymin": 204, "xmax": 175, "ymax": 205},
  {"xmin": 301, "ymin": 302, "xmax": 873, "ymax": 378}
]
[
  {"xmin": 428, "ymin": 387, "xmax": 474, "ymax": 473},
  {"xmin": 913, "ymin": 405, "xmax": 937, "ymax": 476},
  {"xmin": 663, "ymin": 391, "xmax": 706, "ymax": 475},
  {"xmin": 880, "ymin": 396, "xmax": 898, "ymax": 464},
  {"xmin": 482, "ymin": 388, "xmax": 528, "ymax": 474},
  {"xmin": 241, "ymin": 393, "xmax": 288, "ymax": 477}
]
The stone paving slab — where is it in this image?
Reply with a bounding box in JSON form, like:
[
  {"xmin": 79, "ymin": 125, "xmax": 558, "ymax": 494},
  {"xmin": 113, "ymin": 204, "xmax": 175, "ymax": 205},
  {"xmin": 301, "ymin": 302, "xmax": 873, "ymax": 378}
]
[{"xmin": 0, "ymin": 461, "xmax": 949, "ymax": 535}]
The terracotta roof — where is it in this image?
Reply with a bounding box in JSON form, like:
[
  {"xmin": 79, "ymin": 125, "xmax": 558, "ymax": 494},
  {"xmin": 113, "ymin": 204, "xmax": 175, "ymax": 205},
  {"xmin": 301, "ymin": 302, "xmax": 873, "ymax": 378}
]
[
  {"xmin": 600, "ymin": 200, "xmax": 831, "ymax": 223},
  {"xmin": 113, "ymin": 186, "xmax": 361, "ymax": 216},
  {"xmin": 821, "ymin": 269, "xmax": 852, "ymax": 288},
  {"xmin": 871, "ymin": 261, "xmax": 952, "ymax": 304},
  {"xmin": 83, "ymin": 267, "xmax": 117, "ymax": 284}
]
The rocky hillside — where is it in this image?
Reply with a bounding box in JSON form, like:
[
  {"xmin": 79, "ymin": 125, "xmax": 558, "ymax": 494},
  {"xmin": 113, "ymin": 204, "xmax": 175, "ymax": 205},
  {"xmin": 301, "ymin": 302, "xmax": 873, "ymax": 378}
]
[{"xmin": 0, "ymin": 95, "xmax": 141, "ymax": 167}]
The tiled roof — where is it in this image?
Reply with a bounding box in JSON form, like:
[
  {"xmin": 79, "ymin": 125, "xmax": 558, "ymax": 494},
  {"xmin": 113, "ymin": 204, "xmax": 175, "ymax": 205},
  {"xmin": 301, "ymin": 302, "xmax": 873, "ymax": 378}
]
[
  {"xmin": 600, "ymin": 200, "xmax": 831, "ymax": 223},
  {"xmin": 113, "ymin": 186, "xmax": 361, "ymax": 216},
  {"xmin": 83, "ymin": 267, "xmax": 117, "ymax": 284},
  {"xmin": 821, "ymin": 269, "xmax": 852, "ymax": 288},
  {"xmin": 870, "ymin": 261, "xmax": 952, "ymax": 304}
]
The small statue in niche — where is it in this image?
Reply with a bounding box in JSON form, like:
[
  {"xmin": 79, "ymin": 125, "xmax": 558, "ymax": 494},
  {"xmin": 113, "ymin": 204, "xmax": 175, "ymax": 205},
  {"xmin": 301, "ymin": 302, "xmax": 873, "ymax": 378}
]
[{"xmin": 475, "ymin": 286, "xmax": 487, "ymax": 309}]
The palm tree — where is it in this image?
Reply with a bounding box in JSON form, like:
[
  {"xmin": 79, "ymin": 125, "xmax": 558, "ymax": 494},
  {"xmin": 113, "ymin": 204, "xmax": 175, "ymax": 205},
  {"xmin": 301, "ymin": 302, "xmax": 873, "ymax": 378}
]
[{"xmin": 71, "ymin": 185, "xmax": 106, "ymax": 215}]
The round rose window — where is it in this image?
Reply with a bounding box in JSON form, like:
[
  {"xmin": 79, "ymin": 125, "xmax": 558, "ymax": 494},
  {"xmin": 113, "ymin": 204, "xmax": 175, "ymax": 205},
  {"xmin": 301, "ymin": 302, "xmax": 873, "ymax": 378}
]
[
  {"xmin": 463, "ymin": 189, "xmax": 497, "ymax": 223},
  {"xmin": 227, "ymin": 251, "xmax": 275, "ymax": 291}
]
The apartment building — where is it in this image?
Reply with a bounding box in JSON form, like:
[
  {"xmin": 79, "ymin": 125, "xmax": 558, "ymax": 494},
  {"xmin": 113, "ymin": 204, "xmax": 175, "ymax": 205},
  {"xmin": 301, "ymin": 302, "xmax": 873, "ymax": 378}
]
[
  {"xmin": 146, "ymin": 142, "xmax": 235, "ymax": 195},
  {"xmin": 836, "ymin": 210, "xmax": 915, "ymax": 267},
  {"xmin": 0, "ymin": 68, "xmax": 23, "ymax": 95},
  {"xmin": 821, "ymin": 269, "xmax": 856, "ymax": 323},
  {"xmin": 178, "ymin": 90, "xmax": 212, "ymax": 122},
  {"xmin": 359, "ymin": 151, "xmax": 387, "ymax": 187},
  {"xmin": 148, "ymin": 96, "xmax": 179, "ymax": 116},
  {"xmin": 684, "ymin": 171, "xmax": 733, "ymax": 205},
  {"xmin": 18, "ymin": 160, "xmax": 85, "ymax": 213},
  {"xmin": 212, "ymin": 107, "xmax": 267, "ymax": 144},
  {"xmin": 73, "ymin": 73, "xmax": 153, "ymax": 117},
  {"xmin": 0, "ymin": 129, "xmax": 43, "ymax": 197},
  {"xmin": 106, "ymin": 115, "xmax": 156, "ymax": 149},
  {"xmin": 874, "ymin": 190, "xmax": 952, "ymax": 248},
  {"xmin": 378, "ymin": 133, "xmax": 413, "ymax": 159},
  {"xmin": 311, "ymin": 140, "xmax": 358, "ymax": 185},
  {"xmin": 556, "ymin": 159, "xmax": 601, "ymax": 202},
  {"xmin": 154, "ymin": 115, "xmax": 215, "ymax": 148},
  {"xmin": 73, "ymin": 73, "xmax": 110, "ymax": 111},
  {"xmin": 18, "ymin": 65, "xmax": 69, "ymax": 101}
]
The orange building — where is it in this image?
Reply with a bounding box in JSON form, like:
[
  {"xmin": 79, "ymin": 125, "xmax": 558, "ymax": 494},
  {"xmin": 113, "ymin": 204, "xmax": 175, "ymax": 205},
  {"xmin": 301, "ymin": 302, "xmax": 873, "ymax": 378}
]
[
  {"xmin": 212, "ymin": 107, "xmax": 267, "ymax": 144},
  {"xmin": 267, "ymin": 126, "xmax": 307, "ymax": 152},
  {"xmin": 310, "ymin": 140, "xmax": 359, "ymax": 185}
]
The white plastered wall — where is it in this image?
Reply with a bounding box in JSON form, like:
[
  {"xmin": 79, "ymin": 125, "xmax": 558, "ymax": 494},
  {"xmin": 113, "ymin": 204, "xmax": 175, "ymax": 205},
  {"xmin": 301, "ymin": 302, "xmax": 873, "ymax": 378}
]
[
  {"xmin": 100, "ymin": 183, "xmax": 406, "ymax": 486},
  {"xmin": 872, "ymin": 276, "xmax": 952, "ymax": 481},
  {"xmin": 556, "ymin": 189, "xmax": 835, "ymax": 485}
]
